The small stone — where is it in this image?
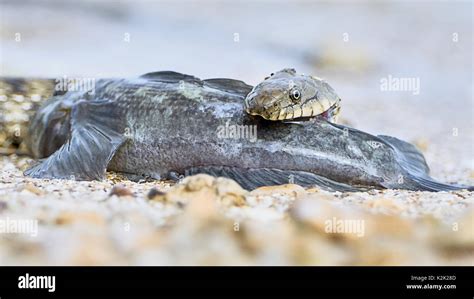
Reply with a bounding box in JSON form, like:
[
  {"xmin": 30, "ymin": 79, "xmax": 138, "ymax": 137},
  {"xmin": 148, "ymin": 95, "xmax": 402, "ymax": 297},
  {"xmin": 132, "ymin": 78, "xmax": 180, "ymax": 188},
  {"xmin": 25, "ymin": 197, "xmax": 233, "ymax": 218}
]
[
  {"xmin": 183, "ymin": 174, "xmax": 214, "ymax": 192},
  {"xmin": 412, "ymin": 138, "xmax": 429, "ymax": 152},
  {"xmin": 147, "ymin": 187, "xmax": 166, "ymax": 200},
  {"xmin": 109, "ymin": 185, "xmax": 134, "ymax": 197},
  {"xmin": 0, "ymin": 201, "xmax": 8, "ymax": 212},
  {"xmin": 289, "ymin": 197, "xmax": 367, "ymax": 240},
  {"xmin": 306, "ymin": 187, "xmax": 321, "ymax": 194},
  {"xmin": 162, "ymin": 174, "xmax": 248, "ymax": 207},
  {"xmin": 20, "ymin": 182, "xmax": 45, "ymax": 196},
  {"xmin": 365, "ymin": 198, "xmax": 406, "ymax": 214},
  {"xmin": 367, "ymin": 189, "xmax": 378, "ymax": 196},
  {"xmin": 184, "ymin": 196, "xmax": 221, "ymax": 221},
  {"xmin": 55, "ymin": 211, "xmax": 106, "ymax": 226},
  {"xmin": 215, "ymin": 177, "xmax": 248, "ymax": 206},
  {"xmin": 250, "ymin": 184, "xmax": 306, "ymax": 199}
]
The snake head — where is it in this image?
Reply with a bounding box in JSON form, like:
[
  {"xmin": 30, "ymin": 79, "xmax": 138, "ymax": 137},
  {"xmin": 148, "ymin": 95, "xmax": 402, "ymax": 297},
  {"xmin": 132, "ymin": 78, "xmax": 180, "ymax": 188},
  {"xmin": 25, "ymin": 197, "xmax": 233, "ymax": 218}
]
[{"xmin": 244, "ymin": 68, "xmax": 341, "ymax": 122}]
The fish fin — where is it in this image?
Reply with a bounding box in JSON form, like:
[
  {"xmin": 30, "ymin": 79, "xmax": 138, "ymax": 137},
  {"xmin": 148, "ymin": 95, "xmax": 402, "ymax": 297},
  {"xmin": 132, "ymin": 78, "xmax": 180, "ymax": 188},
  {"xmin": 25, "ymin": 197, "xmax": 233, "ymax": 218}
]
[
  {"xmin": 377, "ymin": 135, "xmax": 430, "ymax": 176},
  {"xmin": 203, "ymin": 78, "xmax": 253, "ymax": 96},
  {"xmin": 28, "ymin": 95, "xmax": 72, "ymax": 158},
  {"xmin": 140, "ymin": 71, "xmax": 202, "ymax": 85},
  {"xmin": 24, "ymin": 99, "xmax": 126, "ymax": 180},
  {"xmin": 377, "ymin": 135, "xmax": 474, "ymax": 191},
  {"xmin": 184, "ymin": 166, "xmax": 365, "ymax": 192},
  {"xmin": 403, "ymin": 173, "xmax": 473, "ymax": 192}
]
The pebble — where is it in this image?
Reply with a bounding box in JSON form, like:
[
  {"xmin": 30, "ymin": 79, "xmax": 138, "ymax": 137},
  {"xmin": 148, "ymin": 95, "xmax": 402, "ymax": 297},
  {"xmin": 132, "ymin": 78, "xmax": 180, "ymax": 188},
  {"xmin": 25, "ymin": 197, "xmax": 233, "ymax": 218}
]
[
  {"xmin": 18, "ymin": 182, "xmax": 44, "ymax": 196},
  {"xmin": 0, "ymin": 201, "xmax": 8, "ymax": 211},
  {"xmin": 147, "ymin": 187, "xmax": 166, "ymax": 200},
  {"xmin": 250, "ymin": 184, "xmax": 306, "ymax": 199},
  {"xmin": 109, "ymin": 185, "xmax": 134, "ymax": 197},
  {"xmin": 0, "ymin": 155, "xmax": 473, "ymax": 265},
  {"xmin": 163, "ymin": 174, "xmax": 247, "ymax": 207},
  {"xmin": 55, "ymin": 210, "xmax": 106, "ymax": 226}
]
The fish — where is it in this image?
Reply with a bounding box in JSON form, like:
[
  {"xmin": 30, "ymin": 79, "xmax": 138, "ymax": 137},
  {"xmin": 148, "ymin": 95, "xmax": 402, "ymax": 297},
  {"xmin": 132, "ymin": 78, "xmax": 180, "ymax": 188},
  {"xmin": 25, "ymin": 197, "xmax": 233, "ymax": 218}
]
[{"xmin": 23, "ymin": 71, "xmax": 472, "ymax": 192}]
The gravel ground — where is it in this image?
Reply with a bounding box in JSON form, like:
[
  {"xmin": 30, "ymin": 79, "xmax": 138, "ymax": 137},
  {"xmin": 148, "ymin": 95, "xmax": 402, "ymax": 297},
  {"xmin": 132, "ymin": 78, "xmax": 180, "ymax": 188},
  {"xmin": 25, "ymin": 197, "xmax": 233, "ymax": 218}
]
[{"xmin": 0, "ymin": 155, "xmax": 472, "ymax": 265}]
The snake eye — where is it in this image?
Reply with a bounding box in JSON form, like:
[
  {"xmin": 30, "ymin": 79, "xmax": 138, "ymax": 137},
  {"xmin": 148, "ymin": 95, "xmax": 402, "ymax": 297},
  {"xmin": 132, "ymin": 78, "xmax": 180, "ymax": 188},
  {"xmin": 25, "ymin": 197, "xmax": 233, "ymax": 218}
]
[
  {"xmin": 290, "ymin": 89, "xmax": 301, "ymax": 102},
  {"xmin": 264, "ymin": 73, "xmax": 275, "ymax": 80}
]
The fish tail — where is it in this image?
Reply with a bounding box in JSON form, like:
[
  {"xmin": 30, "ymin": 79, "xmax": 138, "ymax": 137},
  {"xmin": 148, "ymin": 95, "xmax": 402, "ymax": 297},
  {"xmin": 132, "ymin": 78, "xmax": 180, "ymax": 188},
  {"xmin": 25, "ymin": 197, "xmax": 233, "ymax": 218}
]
[
  {"xmin": 405, "ymin": 173, "xmax": 473, "ymax": 192},
  {"xmin": 377, "ymin": 135, "xmax": 473, "ymax": 192}
]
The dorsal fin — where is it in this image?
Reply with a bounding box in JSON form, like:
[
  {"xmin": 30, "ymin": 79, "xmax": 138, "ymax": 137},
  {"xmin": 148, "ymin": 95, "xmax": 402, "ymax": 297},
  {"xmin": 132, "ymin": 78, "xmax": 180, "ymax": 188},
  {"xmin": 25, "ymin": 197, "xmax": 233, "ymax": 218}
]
[
  {"xmin": 203, "ymin": 78, "xmax": 253, "ymax": 96},
  {"xmin": 140, "ymin": 71, "xmax": 202, "ymax": 85}
]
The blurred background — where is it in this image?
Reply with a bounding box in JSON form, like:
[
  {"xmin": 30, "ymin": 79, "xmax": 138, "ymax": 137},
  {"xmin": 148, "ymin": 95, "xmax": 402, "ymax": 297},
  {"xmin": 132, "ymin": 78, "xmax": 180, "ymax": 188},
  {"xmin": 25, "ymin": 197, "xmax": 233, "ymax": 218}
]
[{"xmin": 0, "ymin": 0, "xmax": 472, "ymax": 183}]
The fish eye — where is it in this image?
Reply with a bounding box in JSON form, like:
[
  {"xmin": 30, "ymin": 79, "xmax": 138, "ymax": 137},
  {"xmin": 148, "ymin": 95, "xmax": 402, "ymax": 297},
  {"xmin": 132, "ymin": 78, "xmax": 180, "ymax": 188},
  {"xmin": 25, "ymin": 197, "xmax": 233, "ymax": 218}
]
[{"xmin": 290, "ymin": 89, "xmax": 301, "ymax": 101}]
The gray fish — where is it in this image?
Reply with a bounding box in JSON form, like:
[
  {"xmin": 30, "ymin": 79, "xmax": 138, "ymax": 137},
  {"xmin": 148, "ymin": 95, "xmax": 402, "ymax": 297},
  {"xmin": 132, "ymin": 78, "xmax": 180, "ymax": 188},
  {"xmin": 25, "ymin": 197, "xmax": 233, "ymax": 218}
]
[{"xmin": 24, "ymin": 71, "xmax": 472, "ymax": 192}]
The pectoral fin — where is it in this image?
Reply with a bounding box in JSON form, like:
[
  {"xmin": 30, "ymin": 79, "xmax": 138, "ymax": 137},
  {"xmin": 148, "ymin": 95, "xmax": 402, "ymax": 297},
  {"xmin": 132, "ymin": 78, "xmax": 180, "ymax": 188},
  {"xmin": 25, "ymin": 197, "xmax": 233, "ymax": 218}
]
[
  {"xmin": 184, "ymin": 166, "xmax": 364, "ymax": 192},
  {"xmin": 24, "ymin": 100, "xmax": 126, "ymax": 180}
]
